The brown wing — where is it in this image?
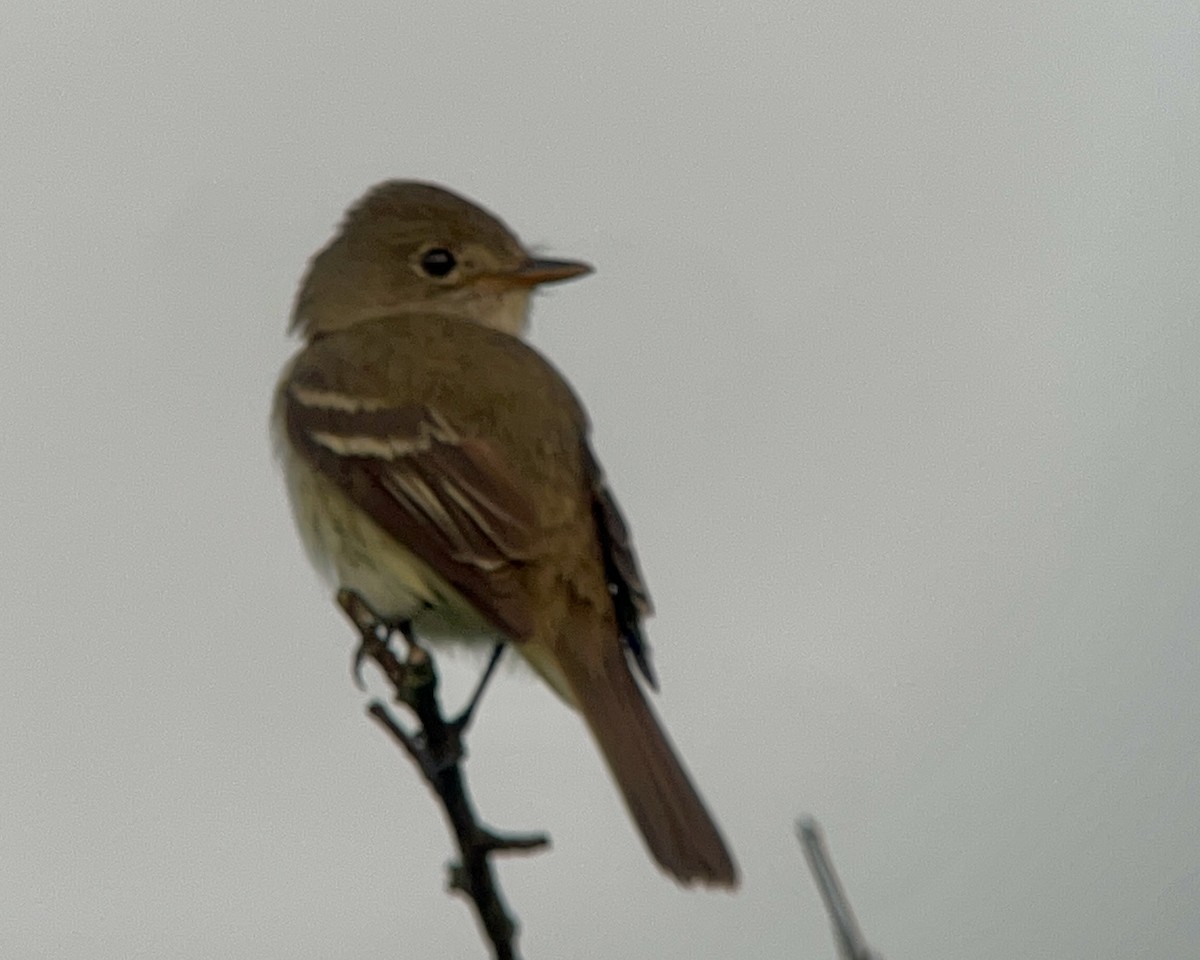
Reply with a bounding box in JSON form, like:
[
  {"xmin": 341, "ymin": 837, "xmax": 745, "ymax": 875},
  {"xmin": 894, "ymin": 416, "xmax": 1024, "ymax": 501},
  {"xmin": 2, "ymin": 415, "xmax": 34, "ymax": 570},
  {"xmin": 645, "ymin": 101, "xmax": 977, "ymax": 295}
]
[
  {"xmin": 285, "ymin": 383, "xmax": 540, "ymax": 642},
  {"xmin": 582, "ymin": 443, "xmax": 657, "ymax": 688}
]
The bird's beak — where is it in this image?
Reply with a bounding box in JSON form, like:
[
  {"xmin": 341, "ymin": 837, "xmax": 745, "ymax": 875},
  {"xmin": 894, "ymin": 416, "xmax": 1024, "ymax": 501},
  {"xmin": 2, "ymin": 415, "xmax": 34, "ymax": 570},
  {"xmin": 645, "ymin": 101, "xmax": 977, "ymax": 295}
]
[{"xmin": 490, "ymin": 257, "xmax": 593, "ymax": 289}]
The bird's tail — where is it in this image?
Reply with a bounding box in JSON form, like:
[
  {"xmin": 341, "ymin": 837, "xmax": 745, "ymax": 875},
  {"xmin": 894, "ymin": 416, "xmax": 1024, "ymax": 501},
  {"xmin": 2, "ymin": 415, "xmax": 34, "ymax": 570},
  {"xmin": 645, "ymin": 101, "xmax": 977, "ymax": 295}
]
[{"xmin": 537, "ymin": 628, "xmax": 738, "ymax": 888}]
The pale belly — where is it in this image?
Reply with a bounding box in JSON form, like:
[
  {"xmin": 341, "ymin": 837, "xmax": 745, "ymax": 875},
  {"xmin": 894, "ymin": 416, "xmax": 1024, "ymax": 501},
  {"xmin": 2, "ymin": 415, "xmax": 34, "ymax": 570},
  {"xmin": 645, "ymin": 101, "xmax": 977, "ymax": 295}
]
[
  {"xmin": 276, "ymin": 427, "xmax": 500, "ymax": 647},
  {"xmin": 272, "ymin": 406, "xmax": 574, "ymax": 701}
]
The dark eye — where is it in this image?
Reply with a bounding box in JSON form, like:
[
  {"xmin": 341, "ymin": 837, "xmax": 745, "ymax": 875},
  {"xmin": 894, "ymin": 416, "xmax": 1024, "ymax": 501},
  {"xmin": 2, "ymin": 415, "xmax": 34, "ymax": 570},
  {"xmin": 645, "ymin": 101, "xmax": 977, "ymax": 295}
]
[{"xmin": 419, "ymin": 247, "xmax": 457, "ymax": 278}]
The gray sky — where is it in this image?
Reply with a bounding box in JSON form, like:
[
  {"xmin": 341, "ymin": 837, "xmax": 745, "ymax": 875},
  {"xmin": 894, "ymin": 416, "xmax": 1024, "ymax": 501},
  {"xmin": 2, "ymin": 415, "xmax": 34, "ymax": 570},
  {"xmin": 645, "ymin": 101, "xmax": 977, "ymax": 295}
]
[{"xmin": 3, "ymin": 2, "xmax": 1197, "ymax": 957}]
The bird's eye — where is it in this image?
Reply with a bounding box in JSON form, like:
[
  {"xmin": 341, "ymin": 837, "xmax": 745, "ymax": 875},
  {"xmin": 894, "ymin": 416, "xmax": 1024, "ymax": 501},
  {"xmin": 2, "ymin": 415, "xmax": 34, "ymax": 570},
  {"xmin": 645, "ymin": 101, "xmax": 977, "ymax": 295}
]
[{"xmin": 418, "ymin": 247, "xmax": 457, "ymax": 278}]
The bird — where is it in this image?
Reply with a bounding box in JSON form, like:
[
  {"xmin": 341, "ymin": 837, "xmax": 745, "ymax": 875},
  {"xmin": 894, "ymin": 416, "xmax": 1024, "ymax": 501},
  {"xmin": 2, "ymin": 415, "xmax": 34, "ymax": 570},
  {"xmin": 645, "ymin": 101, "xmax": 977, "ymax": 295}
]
[{"xmin": 272, "ymin": 180, "xmax": 737, "ymax": 887}]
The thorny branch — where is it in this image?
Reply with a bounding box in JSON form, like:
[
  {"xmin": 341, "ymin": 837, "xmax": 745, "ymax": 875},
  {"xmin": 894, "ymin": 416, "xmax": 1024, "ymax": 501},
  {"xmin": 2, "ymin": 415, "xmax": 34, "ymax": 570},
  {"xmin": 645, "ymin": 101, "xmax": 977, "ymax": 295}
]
[{"xmin": 337, "ymin": 589, "xmax": 548, "ymax": 960}]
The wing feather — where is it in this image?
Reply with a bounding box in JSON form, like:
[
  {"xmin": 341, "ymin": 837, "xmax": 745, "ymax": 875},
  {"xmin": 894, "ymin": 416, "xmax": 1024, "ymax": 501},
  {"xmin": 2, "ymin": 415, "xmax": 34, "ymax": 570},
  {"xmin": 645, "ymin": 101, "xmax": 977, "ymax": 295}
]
[
  {"xmin": 582, "ymin": 444, "xmax": 657, "ymax": 687},
  {"xmin": 285, "ymin": 384, "xmax": 539, "ymax": 640}
]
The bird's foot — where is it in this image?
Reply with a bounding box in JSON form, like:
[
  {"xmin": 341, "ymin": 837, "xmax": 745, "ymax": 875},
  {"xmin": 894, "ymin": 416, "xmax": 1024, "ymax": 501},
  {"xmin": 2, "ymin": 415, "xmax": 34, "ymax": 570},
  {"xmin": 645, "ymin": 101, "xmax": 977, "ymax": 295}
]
[{"xmin": 335, "ymin": 590, "xmax": 414, "ymax": 689}]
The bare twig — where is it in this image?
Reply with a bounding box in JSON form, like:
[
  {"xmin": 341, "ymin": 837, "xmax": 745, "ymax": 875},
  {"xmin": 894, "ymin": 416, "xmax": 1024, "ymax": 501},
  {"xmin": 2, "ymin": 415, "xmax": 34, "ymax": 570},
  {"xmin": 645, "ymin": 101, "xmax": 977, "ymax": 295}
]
[
  {"xmin": 797, "ymin": 817, "xmax": 878, "ymax": 960},
  {"xmin": 338, "ymin": 590, "xmax": 549, "ymax": 960}
]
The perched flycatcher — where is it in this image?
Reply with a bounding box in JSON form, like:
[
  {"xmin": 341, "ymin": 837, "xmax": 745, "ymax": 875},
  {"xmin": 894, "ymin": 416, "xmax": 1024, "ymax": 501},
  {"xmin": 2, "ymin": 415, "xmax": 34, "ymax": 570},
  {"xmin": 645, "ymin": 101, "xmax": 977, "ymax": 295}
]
[{"xmin": 273, "ymin": 181, "xmax": 737, "ymax": 887}]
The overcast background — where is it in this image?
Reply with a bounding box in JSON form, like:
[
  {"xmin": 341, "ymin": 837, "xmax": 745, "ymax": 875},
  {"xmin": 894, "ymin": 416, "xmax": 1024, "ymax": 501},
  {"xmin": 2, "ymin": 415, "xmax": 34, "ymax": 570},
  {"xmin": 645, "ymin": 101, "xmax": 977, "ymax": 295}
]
[{"xmin": 3, "ymin": 3, "xmax": 1198, "ymax": 958}]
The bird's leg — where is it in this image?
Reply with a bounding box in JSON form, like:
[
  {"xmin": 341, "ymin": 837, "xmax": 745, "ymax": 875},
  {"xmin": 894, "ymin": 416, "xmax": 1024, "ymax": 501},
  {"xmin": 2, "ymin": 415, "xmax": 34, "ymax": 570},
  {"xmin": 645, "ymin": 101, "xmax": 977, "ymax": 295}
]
[
  {"xmin": 354, "ymin": 617, "xmax": 416, "ymax": 689},
  {"xmin": 450, "ymin": 643, "xmax": 507, "ymax": 734},
  {"xmin": 387, "ymin": 616, "xmax": 418, "ymax": 648},
  {"xmin": 336, "ymin": 589, "xmax": 405, "ymax": 688}
]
